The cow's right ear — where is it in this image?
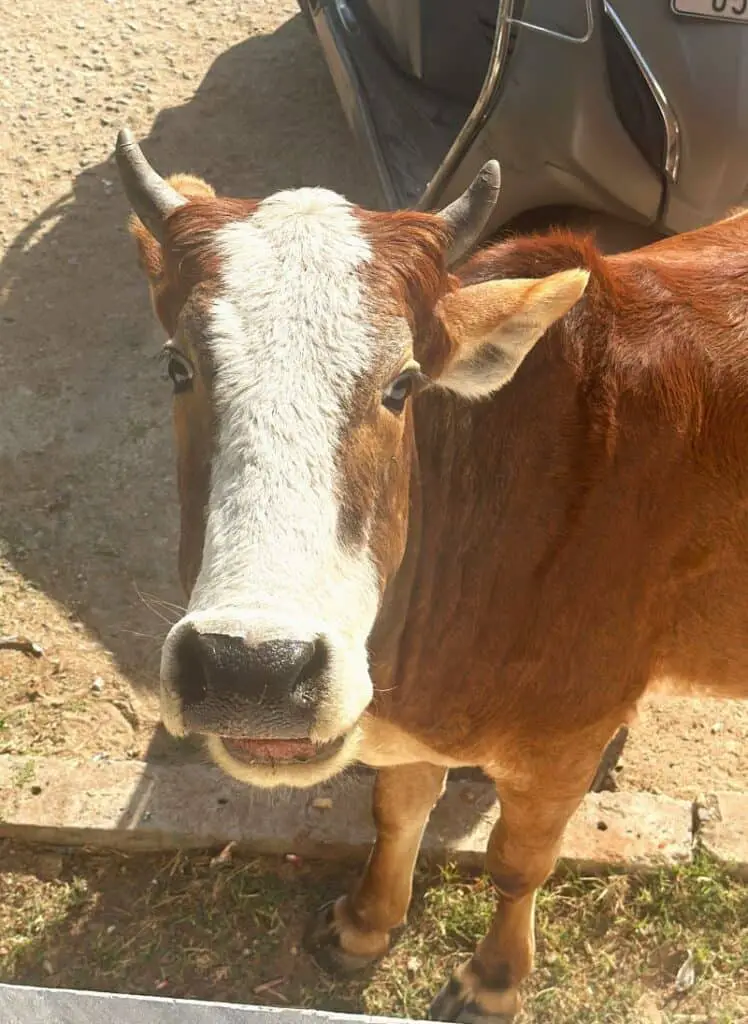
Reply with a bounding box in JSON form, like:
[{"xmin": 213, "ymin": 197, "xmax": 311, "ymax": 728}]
[{"xmin": 127, "ymin": 173, "xmax": 216, "ymax": 284}]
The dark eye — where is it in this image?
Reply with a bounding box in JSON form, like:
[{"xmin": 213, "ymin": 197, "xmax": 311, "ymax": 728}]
[
  {"xmin": 163, "ymin": 346, "xmax": 194, "ymax": 394},
  {"xmin": 382, "ymin": 367, "xmax": 421, "ymax": 415}
]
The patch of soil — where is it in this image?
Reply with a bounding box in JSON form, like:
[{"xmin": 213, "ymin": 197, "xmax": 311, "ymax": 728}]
[{"xmin": 0, "ymin": 0, "xmax": 745, "ymax": 800}]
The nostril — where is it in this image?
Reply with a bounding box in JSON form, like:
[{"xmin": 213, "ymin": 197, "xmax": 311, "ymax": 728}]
[
  {"xmin": 291, "ymin": 637, "xmax": 330, "ymax": 706},
  {"xmin": 175, "ymin": 625, "xmax": 210, "ymax": 706}
]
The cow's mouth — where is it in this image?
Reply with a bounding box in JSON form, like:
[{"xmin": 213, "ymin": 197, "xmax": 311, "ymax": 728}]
[{"xmin": 219, "ymin": 735, "xmax": 345, "ymax": 766}]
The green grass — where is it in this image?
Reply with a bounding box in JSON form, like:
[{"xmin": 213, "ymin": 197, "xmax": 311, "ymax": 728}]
[{"xmin": 0, "ymin": 841, "xmax": 744, "ymax": 1022}]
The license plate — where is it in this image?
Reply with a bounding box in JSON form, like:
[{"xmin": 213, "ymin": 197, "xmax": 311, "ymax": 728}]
[{"xmin": 671, "ymin": 0, "xmax": 748, "ymax": 22}]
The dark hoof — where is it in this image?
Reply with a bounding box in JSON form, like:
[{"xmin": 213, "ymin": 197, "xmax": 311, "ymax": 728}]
[
  {"xmin": 303, "ymin": 901, "xmax": 381, "ymax": 977},
  {"xmin": 429, "ymin": 975, "xmax": 516, "ymax": 1024}
]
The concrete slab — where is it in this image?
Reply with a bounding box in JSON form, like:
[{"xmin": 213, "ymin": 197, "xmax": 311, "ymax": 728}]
[
  {"xmin": 561, "ymin": 791, "xmax": 693, "ymax": 871},
  {"xmin": 0, "ymin": 983, "xmax": 426, "ymax": 1024},
  {"xmin": 695, "ymin": 791, "xmax": 748, "ymax": 880},
  {"xmin": 0, "ymin": 756, "xmax": 696, "ymax": 871},
  {"xmin": 0, "ymin": 756, "xmax": 499, "ymax": 863}
]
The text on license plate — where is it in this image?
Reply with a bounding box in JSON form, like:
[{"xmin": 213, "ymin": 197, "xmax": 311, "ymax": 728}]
[{"xmin": 672, "ymin": 0, "xmax": 748, "ymax": 22}]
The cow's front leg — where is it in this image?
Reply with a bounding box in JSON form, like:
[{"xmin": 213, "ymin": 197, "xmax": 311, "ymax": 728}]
[
  {"xmin": 306, "ymin": 761, "xmax": 447, "ymax": 973},
  {"xmin": 430, "ymin": 740, "xmax": 610, "ymax": 1022}
]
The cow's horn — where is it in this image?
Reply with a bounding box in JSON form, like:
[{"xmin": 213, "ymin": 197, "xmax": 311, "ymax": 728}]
[
  {"xmin": 115, "ymin": 127, "xmax": 188, "ymax": 243},
  {"xmin": 437, "ymin": 160, "xmax": 501, "ymax": 268}
]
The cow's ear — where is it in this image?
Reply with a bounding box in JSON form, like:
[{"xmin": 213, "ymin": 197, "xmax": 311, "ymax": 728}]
[
  {"xmin": 434, "ymin": 269, "xmax": 589, "ymax": 399},
  {"xmin": 127, "ymin": 173, "xmax": 216, "ymax": 284}
]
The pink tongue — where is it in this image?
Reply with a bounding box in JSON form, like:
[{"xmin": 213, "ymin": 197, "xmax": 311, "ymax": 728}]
[{"xmin": 226, "ymin": 738, "xmax": 316, "ymax": 760}]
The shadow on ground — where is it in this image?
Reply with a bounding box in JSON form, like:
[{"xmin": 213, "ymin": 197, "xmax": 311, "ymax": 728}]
[
  {"xmin": 0, "ymin": 840, "xmax": 377, "ymax": 1011},
  {"xmin": 0, "ymin": 13, "xmax": 380, "ymax": 704}
]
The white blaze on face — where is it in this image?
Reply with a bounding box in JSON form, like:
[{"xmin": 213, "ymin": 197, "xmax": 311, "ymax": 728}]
[{"xmin": 181, "ymin": 188, "xmax": 381, "ymax": 738}]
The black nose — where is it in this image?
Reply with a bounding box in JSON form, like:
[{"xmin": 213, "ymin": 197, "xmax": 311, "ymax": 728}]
[{"xmin": 174, "ymin": 627, "xmax": 329, "ymax": 737}]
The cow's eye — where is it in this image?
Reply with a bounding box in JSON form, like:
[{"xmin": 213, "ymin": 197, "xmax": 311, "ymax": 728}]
[
  {"xmin": 382, "ymin": 364, "xmax": 423, "ymax": 415},
  {"xmin": 162, "ymin": 345, "xmax": 194, "ymax": 394}
]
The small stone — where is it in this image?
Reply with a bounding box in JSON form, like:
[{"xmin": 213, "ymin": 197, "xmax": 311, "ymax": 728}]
[
  {"xmin": 210, "ymin": 841, "xmax": 237, "ymax": 868},
  {"xmin": 312, "ymin": 797, "xmax": 332, "ymax": 810},
  {"xmin": 674, "ymin": 950, "xmax": 695, "ymax": 993},
  {"xmin": 711, "ymin": 721, "xmax": 723, "ymax": 734},
  {"xmin": 42, "ymin": 960, "xmax": 54, "ymax": 975},
  {"xmin": 91, "ymin": 677, "xmax": 104, "ymax": 693}
]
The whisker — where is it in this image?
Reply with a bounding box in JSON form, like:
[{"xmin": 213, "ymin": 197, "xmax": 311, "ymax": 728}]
[
  {"xmin": 140, "ymin": 591, "xmax": 186, "ymax": 615},
  {"xmin": 133, "ymin": 583, "xmax": 178, "ymax": 626},
  {"xmin": 116, "ymin": 627, "xmax": 167, "ymax": 642}
]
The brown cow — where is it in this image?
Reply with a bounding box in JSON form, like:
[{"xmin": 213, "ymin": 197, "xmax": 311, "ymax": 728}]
[{"xmin": 116, "ymin": 129, "xmax": 748, "ymax": 1022}]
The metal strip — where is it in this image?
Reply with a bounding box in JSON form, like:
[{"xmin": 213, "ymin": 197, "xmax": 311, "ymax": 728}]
[
  {"xmin": 603, "ymin": 1, "xmax": 682, "ymax": 183},
  {"xmin": 314, "ymin": 1, "xmax": 400, "ymax": 207},
  {"xmin": 417, "ymin": 0, "xmax": 595, "ymax": 212},
  {"xmin": 509, "ymin": 0, "xmax": 594, "ymax": 44}
]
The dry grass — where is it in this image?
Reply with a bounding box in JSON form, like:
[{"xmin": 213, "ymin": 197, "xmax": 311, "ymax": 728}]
[{"xmin": 0, "ymin": 841, "xmax": 745, "ymax": 1022}]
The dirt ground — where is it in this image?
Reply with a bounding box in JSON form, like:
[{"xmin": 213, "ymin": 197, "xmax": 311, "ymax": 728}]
[{"xmin": 0, "ymin": 0, "xmax": 746, "ymax": 799}]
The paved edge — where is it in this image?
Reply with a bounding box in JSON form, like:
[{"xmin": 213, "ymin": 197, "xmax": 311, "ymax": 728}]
[
  {"xmin": 0, "ymin": 982, "xmax": 426, "ymax": 1023},
  {"xmin": 0, "ymin": 756, "xmax": 746, "ymax": 875}
]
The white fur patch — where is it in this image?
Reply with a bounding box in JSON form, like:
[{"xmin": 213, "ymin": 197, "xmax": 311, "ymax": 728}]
[{"xmin": 168, "ymin": 188, "xmax": 383, "ymax": 746}]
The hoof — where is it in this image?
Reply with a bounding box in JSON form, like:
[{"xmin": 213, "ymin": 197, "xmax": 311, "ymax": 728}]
[
  {"xmin": 429, "ymin": 968, "xmax": 519, "ymax": 1024},
  {"xmin": 303, "ymin": 900, "xmax": 386, "ymax": 977}
]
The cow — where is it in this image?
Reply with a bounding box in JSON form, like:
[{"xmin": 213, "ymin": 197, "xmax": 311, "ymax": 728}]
[{"xmin": 116, "ymin": 128, "xmax": 748, "ymax": 1022}]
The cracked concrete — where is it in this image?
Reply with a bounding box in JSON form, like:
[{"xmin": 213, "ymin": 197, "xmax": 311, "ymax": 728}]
[{"xmin": 2, "ymin": 755, "xmax": 742, "ymax": 874}]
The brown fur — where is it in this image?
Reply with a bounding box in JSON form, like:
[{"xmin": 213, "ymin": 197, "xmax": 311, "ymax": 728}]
[
  {"xmin": 129, "ymin": 187, "xmax": 748, "ymax": 1018},
  {"xmin": 129, "ymin": 177, "xmax": 257, "ymax": 335}
]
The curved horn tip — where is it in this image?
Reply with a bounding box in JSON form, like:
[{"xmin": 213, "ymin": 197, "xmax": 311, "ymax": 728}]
[
  {"xmin": 116, "ymin": 126, "xmax": 136, "ymax": 151},
  {"xmin": 476, "ymin": 159, "xmax": 501, "ymax": 191},
  {"xmin": 113, "ymin": 126, "xmax": 187, "ymax": 241}
]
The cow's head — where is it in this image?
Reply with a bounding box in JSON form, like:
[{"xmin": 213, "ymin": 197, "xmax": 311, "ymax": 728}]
[{"xmin": 117, "ymin": 130, "xmax": 588, "ymax": 788}]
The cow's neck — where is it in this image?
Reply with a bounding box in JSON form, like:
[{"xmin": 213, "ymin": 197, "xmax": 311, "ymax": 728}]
[
  {"xmin": 368, "ymin": 415, "xmax": 424, "ymax": 695},
  {"xmin": 367, "ymin": 387, "xmax": 495, "ymax": 715},
  {"xmin": 366, "ymin": 372, "xmax": 543, "ymax": 751}
]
